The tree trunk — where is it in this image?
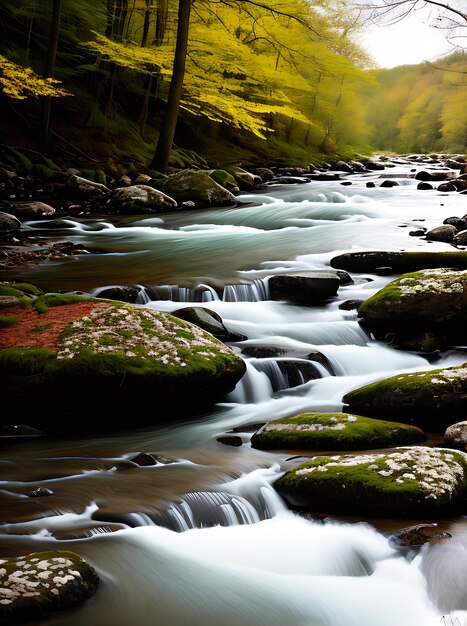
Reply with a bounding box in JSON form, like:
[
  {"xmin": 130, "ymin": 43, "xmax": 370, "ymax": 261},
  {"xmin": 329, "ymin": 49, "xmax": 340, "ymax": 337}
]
[
  {"xmin": 41, "ymin": 0, "xmax": 62, "ymax": 148},
  {"xmin": 105, "ymin": 0, "xmax": 116, "ymax": 37},
  {"xmin": 149, "ymin": 0, "xmax": 191, "ymax": 172},
  {"xmin": 155, "ymin": 0, "xmax": 169, "ymax": 46},
  {"xmin": 138, "ymin": 74, "xmax": 155, "ymax": 138},
  {"xmin": 141, "ymin": 0, "xmax": 151, "ymax": 46}
]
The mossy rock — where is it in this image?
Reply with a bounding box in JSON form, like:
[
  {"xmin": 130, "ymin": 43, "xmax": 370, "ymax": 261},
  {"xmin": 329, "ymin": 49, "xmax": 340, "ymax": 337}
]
[
  {"xmin": 204, "ymin": 169, "xmax": 239, "ymax": 191},
  {"xmin": 0, "ymin": 149, "xmax": 33, "ymax": 174},
  {"xmin": 343, "ymin": 363, "xmax": 467, "ymax": 429},
  {"xmin": 0, "ymin": 282, "xmax": 43, "ymax": 310},
  {"xmin": 157, "ymin": 170, "xmax": 237, "ymax": 207},
  {"xmin": 0, "ymin": 550, "xmax": 99, "ymax": 625},
  {"xmin": 251, "ymin": 412, "xmax": 426, "ymax": 451},
  {"xmin": 274, "ymin": 446, "xmax": 467, "ymax": 517},
  {"xmin": 330, "ymin": 251, "xmax": 467, "ymax": 273},
  {"xmin": 357, "ymin": 268, "xmax": 467, "ymax": 346},
  {"xmin": 0, "ymin": 296, "xmax": 246, "ymax": 432}
]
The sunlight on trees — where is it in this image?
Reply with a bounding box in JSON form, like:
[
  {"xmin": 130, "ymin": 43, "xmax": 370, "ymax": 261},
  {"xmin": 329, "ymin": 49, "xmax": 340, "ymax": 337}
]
[{"xmin": 0, "ymin": 54, "xmax": 71, "ymax": 100}]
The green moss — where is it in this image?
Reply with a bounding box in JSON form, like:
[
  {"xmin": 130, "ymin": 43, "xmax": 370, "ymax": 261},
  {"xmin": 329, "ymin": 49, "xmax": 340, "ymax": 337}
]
[
  {"xmin": 208, "ymin": 169, "xmax": 238, "ymax": 189},
  {"xmin": 343, "ymin": 363, "xmax": 467, "ymax": 411},
  {"xmin": 0, "ymin": 285, "xmax": 34, "ymax": 309},
  {"xmin": 33, "ymin": 293, "xmax": 93, "ymax": 314},
  {"xmin": 31, "ymin": 323, "xmax": 52, "ymax": 333},
  {"xmin": 251, "ymin": 412, "xmax": 426, "ymax": 450},
  {"xmin": 0, "ymin": 347, "xmax": 56, "ymax": 375},
  {"xmin": 0, "ymin": 315, "xmax": 17, "ymax": 328},
  {"xmin": 3, "ymin": 283, "xmax": 44, "ymax": 297}
]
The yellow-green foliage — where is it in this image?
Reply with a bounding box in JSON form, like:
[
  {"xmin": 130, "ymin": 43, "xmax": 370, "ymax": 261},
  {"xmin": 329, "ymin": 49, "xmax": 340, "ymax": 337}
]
[
  {"xmin": 362, "ymin": 52, "xmax": 467, "ymax": 153},
  {"xmin": 0, "ymin": 54, "xmax": 71, "ymax": 100},
  {"xmin": 83, "ymin": 31, "xmax": 173, "ymax": 77}
]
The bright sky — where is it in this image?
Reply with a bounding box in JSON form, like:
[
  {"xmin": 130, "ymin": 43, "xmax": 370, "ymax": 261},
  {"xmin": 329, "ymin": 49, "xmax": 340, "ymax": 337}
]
[{"xmin": 351, "ymin": 2, "xmax": 467, "ymax": 68}]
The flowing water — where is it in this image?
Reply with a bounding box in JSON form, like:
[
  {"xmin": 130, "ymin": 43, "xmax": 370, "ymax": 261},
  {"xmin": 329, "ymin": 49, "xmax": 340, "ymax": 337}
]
[{"xmin": 2, "ymin": 159, "xmax": 467, "ymax": 625}]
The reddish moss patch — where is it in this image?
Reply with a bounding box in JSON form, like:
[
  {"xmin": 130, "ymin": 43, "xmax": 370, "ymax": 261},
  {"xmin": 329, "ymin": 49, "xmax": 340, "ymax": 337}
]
[{"xmin": 0, "ymin": 302, "xmax": 111, "ymax": 350}]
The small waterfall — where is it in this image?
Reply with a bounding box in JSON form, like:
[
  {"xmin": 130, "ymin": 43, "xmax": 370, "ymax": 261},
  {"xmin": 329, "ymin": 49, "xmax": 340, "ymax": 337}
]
[
  {"xmin": 251, "ymin": 358, "xmax": 324, "ymax": 392},
  {"xmin": 143, "ymin": 283, "xmax": 220, "ymax": 302},
  {"xmin": 227, "ymin": 360, "xmax": 275, "ymax": 403},
  {"xmin": 223, "ymin": 279, "xmax": 269, "ymax": 302},
  {"xmin": 136, "ymin": 281, "xmax": 270, "ymax": 303},
  {"xmin": 151, "ymin": 491, "xmax": 262, "ymax": 531}
]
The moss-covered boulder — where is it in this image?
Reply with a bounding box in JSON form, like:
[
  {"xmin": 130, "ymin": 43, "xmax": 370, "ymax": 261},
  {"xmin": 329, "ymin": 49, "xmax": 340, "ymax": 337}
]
[
  {"xmin": 224, "ymin": 165, "xmax": 262, "ymax": 190},
  {"xmin": 202, "ymin": 169, "xmax": 239, "ymax": 193},
  {"xmin": 65, "ymin": 174, "xmax": 111, "ymax": 202},
  {"xmin": 274, "ymin": 447, "xmax": 467, "ymax": 517},
  {"xmin": 0, "ymin": 290, "xmax": 246, "ymax": 432},
  {"xmin": 0, "ymin": 550, "xmax": 99, "ymax": 625},
  {"xmin": 251, "ymin": 412, "xmax": 426, "ymax": 451},
  {"xmin": 106, "ymin": 184, "xmax": 177, "ymax": 213},
  {"xmin": 357, "ymin": 268, "xmax": 467, "ymax": 346},
  {"xmin": 330, "ymin": 251, "xmax": 467, "ymax": 273},
  {"xmin": 156, "ymin": 170, "xmax": 237, "ymax": 208},
  {"xmin": 343, "ymin": 363, "xmax": 467, "ymax": 429}
]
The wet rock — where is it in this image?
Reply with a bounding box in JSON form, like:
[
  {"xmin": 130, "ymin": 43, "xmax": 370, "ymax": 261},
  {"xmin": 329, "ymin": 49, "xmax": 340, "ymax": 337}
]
[
  {"xmin": 389, "ymin": 523, "xmax": 452, "ymax": 548},
  {"xmin": 95, "ymin": 286, "xmax": 140, "ymax": 303},
  {"xmin": 251, "ymin": 412, "xmax": 425, "ymax": 451},
  {"xmin": 172, "ymin": 306, "xmax": 247, "ymax": 342},
  {"xmin": 65, "ymin": 175, "xmax": 111, "ymax": 202},
  {"xmin": 217, "ymin": 435, "xmax": 243, "ymax": 447},
  {"xmin": 268, "ymin": 272, "xmax": 340, "ymax": 305},
  {"xmin": 274, "ymin": 447, "xmax": 467, "ymax": 517},
  {"xmin": 343, "ymin": 362, "xmax": 467, "ymax": 429},
  {"xmin": 444, "ymin": 421, "xmax": 467, "ymax": 451},
  {"xmin": 331, "ymin": 250, "xmax": 467, "ymax": 273},
  {"xmin": 129, "ymin": 452, "xmax": 158, "ymax": 466},
  {"xmin": 29, "ymin": 487, "xmax": 54, "ymax": 497},
  {"xmin": 425, "ymin": 224, "xmax": 457, "ymax": 242},
  {"xmin": 241, "ymin": 345, "xmax": 288, "ymax": 358},
  {"xmin": 0, "ymin": 550, "xmax": 99, "ymax": 625},
  {"xmin": 155, "ymin": 170, "xmax": 237, "ymax": 207},
  {"xmin": 106, "ymin": 185, "xmax": 177, "ymax": 213},
  {"xmin": 380, "ymin": 180, "xmax": 399, "ymax": 187},
  {"xmin": 339, "ymin": 299, "xmax": 364, "ymax": 311},
  {"xmin": 0, "ymin": 212, "xmax": 21, "ymax": 232},
  {"xmin": 10, "ymin": 202, "xmax": 55, "ymax": 219}
]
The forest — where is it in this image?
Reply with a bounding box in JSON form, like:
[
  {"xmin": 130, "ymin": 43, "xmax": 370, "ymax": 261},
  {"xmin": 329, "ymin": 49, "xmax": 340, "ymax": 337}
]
[{"xmin": 0, "ymin": 0, "xmax": 465, "ymax": 175}]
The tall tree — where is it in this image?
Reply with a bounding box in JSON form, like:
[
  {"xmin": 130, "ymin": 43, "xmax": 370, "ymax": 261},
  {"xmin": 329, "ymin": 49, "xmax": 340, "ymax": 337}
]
[
  {"xmin": 149, "ymin": 0, "xmax": 191, "ymax": 172},
  {"xmin": 41, "ymin": 0, "xmax": 62, "ymax": 147}
]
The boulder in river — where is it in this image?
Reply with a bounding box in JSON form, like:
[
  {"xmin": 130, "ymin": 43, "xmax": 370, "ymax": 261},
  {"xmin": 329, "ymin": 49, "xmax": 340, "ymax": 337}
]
[
  {"xmin": 155, "ymin": 169, "xmax": 237, "ymax": 207},
  {"xmin": 356, "ymin": 268, "xmax": 467, "ymax": 346},
  {"xmin": 106, "ymin": 185, "xmax": 177, "ymax": 213},
  {"xmin": 0, "ymin": 550, "xmax": 99, "ymax": 625},
  {"xmin": 0, "ymin": 285, "xmax": 246, "ymax": 433},
  {"xmin": 268, "ymin": 272, "xmax": 340, "ymax": 305},
  {"xmin": 274, "ymin": 446, "xmax": 467, "ymax": 517},
  {"xmin": 343, "ymin": 362, "xmax": 467, "ymax": 430},
  {"xmin": 330, "ymin": 251, "xmax": 467, "ymax": 273},
  {"xmin": 251, "ymin": 412, "xmax": 426, "ymax": 451}
]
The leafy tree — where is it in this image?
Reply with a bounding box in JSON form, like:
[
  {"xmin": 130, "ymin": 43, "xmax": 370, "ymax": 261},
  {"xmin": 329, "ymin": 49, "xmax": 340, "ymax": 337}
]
[{"xmin": 0, "ymin": 54, "xmax": 70, "ymax": 99}]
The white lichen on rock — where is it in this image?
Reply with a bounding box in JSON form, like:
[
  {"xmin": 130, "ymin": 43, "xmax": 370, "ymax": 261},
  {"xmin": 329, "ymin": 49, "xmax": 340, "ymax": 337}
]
[
  {"xmin": 397, "ymin": 269, "xmax": 466, "ymax": 295},
  {"xmin": 56, "ymin": 305, "xmax": 231, "ymax": 364},
  {"xmin": 294, "ymin": 447, "xmax": 467, "ymax": 500}
]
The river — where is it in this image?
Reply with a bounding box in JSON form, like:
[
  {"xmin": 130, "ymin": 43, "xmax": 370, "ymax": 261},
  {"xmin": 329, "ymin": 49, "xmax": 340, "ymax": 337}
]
[{"xmin": 2, "ymin": 158, "xmax": 467, "ymax": 625}]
